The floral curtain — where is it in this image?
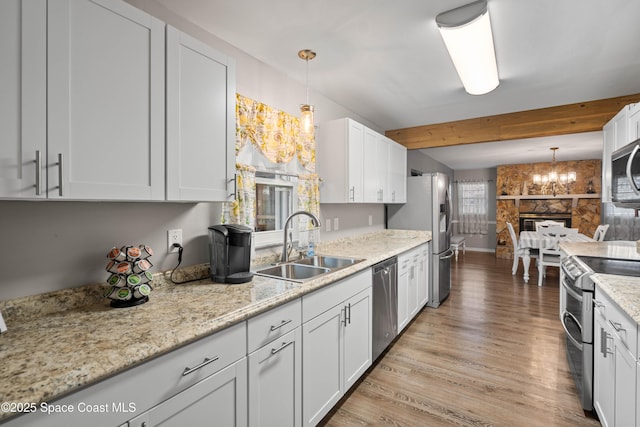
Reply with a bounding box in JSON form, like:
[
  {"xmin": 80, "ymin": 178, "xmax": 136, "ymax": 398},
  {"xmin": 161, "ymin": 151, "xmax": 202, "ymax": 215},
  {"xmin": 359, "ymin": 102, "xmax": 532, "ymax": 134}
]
[
  {"xmin": 221, "ymin": 163, "xmax": 256, "ymax": 227},
  {"xmin": 457, "ymin": 180, "xmax": 489, "ymax": 234},
  {"xmin": 235, "ymin": 94, "xmax": 316, "ymax": 172},
  {"xmin": 297, "ymin": 174, "xmax": 321, "ymax": 228}
]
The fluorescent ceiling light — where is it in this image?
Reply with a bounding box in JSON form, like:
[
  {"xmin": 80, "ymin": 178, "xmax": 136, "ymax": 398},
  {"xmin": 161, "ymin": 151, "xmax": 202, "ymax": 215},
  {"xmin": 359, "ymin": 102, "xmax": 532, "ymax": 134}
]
[{"xmin": 436, "ymin": 0, "xmax": 499, "ymax": 95}]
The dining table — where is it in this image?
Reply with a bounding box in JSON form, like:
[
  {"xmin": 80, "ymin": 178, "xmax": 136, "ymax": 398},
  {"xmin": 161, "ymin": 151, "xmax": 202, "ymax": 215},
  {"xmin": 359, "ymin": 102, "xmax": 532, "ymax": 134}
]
[{"xmin": 517, "ymin": 229, "xmax": 595, "ymax": 282}]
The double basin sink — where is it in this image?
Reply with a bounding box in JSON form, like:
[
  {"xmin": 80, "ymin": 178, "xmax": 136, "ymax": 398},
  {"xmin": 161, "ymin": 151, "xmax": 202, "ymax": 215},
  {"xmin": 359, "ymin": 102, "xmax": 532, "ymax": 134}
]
[{"xmin": 254, "ymin": 255, "xmax": 364, "ymax": 283}]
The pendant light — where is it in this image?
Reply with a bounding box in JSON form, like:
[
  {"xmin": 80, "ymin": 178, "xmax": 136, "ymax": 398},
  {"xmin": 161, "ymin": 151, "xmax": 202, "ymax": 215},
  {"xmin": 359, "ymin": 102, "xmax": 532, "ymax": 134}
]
[
  {"xmin": 436, "ymin": 0, "xmax": 499, "ymax": 95},
  {"xmin": 298, "ymin": 49, "xmax": 316, "ymax": 135}
]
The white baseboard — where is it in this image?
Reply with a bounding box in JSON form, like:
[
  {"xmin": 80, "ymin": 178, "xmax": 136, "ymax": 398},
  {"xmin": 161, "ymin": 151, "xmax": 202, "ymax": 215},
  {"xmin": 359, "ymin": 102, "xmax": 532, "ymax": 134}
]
[{"xmin": 458, "ymin": 247, "xmax": 496, "ymax": 254}]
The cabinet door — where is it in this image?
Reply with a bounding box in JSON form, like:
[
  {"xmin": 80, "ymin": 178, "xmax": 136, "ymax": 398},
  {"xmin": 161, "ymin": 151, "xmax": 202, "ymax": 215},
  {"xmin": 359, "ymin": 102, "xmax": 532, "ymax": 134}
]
[
  {"xmin": 602, "ymin": 118, "xmax": 615, "ymax": 203},
  {"xmin": 48, "ymin": 0, "xmax": 165, "ymax": 200},
  {"xmin": 362, "ymin": 127, "xmax": 380, "ymax": 202},
  {"xmin": 388, "ymin": 141, "xmax": 407, "ymax": 203},
  {"xmin": 594, "ymin": 308, "xmax": 615, "ymax": 427},
  {"xmin": 408, "ymin": 255, "xmax": 420, "ymax": 318},
  {"xmin": 614, "ymin": 338, "xmax": 636, "ymax": 427},
  {"xmin": 128, "ymin": 358, "xmax": 248, "ymax": 427},
  {"xmin": 248, "ymin": 328, "xmax": 302, "ymax": 427},
  {"xmin": 629, "ymin": 103, "xmax": 640, "ymax": 142},
  {"xmin": 166, "ymin": 26, "xmax": 235, "ymax": 202},
  {"xmin": 343, "ymin": 288, "xmax": 372, "ymax": 391},
  {"xmin": 347, "ymin": 120, "xmax": 364, "ymax": 202},
  {"xmin": 417, "ymin": 246, "xmax": 429, "ymax": 307},
  {"xmin": 302, "ymin": 305, "xmax": 343, "ymax": 426},
  {"xmin": 397, "ymin": 256, "xmax": 410, "ymax": 332},
  {"xmin": 0, "ymin": 0, "xmax": 46, "ymax": 198}
]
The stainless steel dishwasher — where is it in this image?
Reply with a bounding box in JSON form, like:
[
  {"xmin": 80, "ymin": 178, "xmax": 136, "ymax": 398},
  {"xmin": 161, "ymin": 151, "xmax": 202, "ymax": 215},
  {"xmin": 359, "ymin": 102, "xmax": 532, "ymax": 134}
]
[{"xmin": 372, "ymin": 256, "xmax": 398, "ymax": 361}]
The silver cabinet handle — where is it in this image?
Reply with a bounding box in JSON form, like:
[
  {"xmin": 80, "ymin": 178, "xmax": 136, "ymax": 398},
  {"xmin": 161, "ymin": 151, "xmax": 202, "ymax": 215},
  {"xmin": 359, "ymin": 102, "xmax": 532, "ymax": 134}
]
[
  {"xmin": 35, "ymin": 150, "xmax": 42, "ymax": 195},
  {"xmin": 609, "ymin": 320, "xmax": 626, "ymax": 332},
  {"xmin": 228, "ymin": 174, "xmax": 237, "ymax": 199},
  {"xmin": 341, "ymin": 307, "xmax": 347, "ymax": 327},
  {"xmin": 349, "ymin": 186, "xmax": 354, "ymax": 201},
  {"xmin": 270, "ymin": 340, "xmax": 293, "ymax": 355},
  {"xmin": 601, "ymin": 327, "xmax": 613, "ymax": 357},
  {"xmin": 346, "ymin": 303, "xmax": 351, "ymax": 325},
  {"xmin": 182, "ymin": 355, "xmax": 219, "ymax": 376},
  {"xmin": 57, "ymin": 153, "xmax": 63, "ymax": 196},
  {"xmin": 270, "ymin": 319, "xmax": 292, "ymax": 331}
]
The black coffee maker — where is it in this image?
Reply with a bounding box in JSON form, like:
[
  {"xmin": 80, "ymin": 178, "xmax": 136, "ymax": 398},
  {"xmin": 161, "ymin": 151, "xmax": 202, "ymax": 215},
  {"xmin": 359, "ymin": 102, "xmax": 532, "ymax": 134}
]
[{"xmin": 208, "ymin": 224, "xmax": 253, "ymax": 284}]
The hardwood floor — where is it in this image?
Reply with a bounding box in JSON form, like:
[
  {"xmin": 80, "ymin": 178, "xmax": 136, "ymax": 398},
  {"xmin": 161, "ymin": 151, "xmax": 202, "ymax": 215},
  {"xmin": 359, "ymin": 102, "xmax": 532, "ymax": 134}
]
[{"xmin": 321, "ymin": 251, "xmax": 601, "ymax": 427}]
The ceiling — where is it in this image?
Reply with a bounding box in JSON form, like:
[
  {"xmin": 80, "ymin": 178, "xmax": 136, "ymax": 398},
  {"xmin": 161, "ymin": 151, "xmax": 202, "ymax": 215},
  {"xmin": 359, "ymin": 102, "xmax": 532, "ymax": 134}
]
[{"xmin": 154, "ymin": 0, "xmax": 640, "ymax": 169}]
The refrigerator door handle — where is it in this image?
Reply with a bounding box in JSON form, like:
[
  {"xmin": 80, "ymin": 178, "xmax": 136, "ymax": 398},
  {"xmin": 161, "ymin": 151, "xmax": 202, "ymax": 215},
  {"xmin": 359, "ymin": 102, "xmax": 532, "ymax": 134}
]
[{"xmin": 440, "ymin": 248, "xmax": 455, "ymax": 260}]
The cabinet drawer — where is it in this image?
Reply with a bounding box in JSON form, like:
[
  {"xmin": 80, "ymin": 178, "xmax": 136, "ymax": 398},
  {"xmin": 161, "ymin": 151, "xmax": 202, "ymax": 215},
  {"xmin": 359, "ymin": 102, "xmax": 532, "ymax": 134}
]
[
  {"xmin": 303, "ymin": 269, "xmax": 371, "ymax": 322},
  {"xmin": 596, "ymin": 287, "xmax": 637, "ymax": 357},
  {"xmin": 247, "ymin": 298, "xmax": 301, "ymax": 353}
]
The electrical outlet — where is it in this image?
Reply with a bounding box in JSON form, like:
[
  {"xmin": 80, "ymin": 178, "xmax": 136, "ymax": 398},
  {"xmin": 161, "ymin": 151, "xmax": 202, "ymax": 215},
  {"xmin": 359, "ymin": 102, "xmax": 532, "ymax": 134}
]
[
  {"xmin": 167, "ymin": 229, "xmax": 183, "ymax": 253},
  {"xmin": 368, "ymin": 215, "xmax": 373, "ymax": 226},
  {"xmin": 333, "ymin": 217, "xmax": 339, "ymax": 231}
]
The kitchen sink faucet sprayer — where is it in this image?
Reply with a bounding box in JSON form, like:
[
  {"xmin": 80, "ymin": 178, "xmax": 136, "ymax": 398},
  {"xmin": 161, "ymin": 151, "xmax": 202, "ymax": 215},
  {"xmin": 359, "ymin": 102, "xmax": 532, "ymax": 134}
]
[{"xmin": 281, "ymin": 211, "xmax": 321, "ymax": 263}]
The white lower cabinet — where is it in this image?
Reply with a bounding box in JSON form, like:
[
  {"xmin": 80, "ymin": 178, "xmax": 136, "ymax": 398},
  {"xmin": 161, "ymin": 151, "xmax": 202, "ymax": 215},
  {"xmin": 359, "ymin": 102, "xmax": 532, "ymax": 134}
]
[
  {"xmin": 417, "ymin": 245, "xmax": 429, "ymax": 308},
  {"xmin": 593, "ymin": 284, "xmax": 638, "ymax": 427},
  {"xmin": 247, "ymin": 299, "xmax": 302, "ymax": 427},
  {"xmin": 301, "ymin": 270, "xmax": 372, "ymax": 426},
  {"xmin": 127, "ymin": 358, "xmax": 248, "ymax": 427},
  {"xmin": 398, "ymin": 244, "xmax": 429, "ymax": 332}
]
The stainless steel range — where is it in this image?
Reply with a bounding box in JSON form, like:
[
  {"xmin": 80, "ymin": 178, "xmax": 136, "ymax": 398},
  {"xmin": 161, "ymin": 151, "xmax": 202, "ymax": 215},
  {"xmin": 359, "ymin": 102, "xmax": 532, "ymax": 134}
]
[
  {"xmin": 560, "ymin": 255, "xmax": 640, "ymax": 412},
  {"xmin": 560, "ymin": 255, "xmax": 595, "ymax": 411}
]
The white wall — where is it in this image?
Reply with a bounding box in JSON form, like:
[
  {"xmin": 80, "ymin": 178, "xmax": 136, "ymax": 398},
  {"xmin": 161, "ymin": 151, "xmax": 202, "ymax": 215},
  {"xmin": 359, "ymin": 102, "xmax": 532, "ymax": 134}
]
[{"xmin": 0, "ymin": 0, "xmax": 385, "ymax": 300}]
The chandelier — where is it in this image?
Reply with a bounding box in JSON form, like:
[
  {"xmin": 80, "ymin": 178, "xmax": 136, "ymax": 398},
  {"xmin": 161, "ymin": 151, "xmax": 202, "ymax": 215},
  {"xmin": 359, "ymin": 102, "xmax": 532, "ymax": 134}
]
[{"xmin": 532, "ymin": 147, "xmax": 576, "ymax": 196}]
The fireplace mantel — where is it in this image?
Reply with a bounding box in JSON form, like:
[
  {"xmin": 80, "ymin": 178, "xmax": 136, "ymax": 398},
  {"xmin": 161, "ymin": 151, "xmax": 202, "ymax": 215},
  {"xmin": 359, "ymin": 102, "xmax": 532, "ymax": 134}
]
[{"xmin": 496, "ymin": 193, "xmax": 600, "ymax": 208}]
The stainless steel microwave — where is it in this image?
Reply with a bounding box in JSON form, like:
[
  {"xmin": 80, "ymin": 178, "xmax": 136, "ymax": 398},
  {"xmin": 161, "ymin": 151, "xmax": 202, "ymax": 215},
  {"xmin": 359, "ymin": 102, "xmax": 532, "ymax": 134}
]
[{"xmin": 611, "ymin": 138, "xmax": 640, "ymax": 208}]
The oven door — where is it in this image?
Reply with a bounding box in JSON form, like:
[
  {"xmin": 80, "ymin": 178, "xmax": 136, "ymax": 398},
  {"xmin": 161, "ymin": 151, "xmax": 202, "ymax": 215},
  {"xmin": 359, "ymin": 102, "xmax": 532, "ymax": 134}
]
[
  {"xmin": 561, "ymin": 276, "xmax": 592, "ymax": 344},
  {"xmin": 560, "ymin": 275, "xmax": 594, "ymax": 411}
]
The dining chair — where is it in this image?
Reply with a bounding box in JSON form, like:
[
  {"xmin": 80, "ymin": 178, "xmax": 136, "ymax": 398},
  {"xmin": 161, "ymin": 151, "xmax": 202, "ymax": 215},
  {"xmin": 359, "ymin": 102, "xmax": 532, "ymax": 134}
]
[
  {"xmin": 507, "ymin": 222, "xmax": 537, "ymax": 276},
  {"xmin": 537, "ymin": 226, "xmax": 577, "ymax": 286},
  {"xmin": 593, "ymin": 224, "xmax": 610, "ymax": 241},
  {"xmin": 535, "ymin": 220, "xmax": 565, "ymax": 230}
]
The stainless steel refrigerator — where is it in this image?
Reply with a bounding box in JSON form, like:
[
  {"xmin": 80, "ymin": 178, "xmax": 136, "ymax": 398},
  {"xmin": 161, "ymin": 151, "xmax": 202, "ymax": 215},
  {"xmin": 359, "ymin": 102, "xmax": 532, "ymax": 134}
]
[{"xmin": 387, "ymin": 173, "xmax": 453, "ymax": 307}]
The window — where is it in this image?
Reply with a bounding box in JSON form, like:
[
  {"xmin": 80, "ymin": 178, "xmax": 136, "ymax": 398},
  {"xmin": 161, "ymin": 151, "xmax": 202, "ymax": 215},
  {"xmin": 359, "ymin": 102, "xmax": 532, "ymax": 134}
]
[
  {"xmin": 457, "ymin": 180, "xmax": 489, "ymax": 234},
  {"xmin": 253, "ymin": 172, "xmax": 297, "ymax": 247}
]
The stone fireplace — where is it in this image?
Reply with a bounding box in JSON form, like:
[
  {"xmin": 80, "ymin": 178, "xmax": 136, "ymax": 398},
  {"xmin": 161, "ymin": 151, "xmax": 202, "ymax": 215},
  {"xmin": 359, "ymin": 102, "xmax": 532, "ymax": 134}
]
[{"xmin": 495, "ymin": 159, "xmax": 602, "ymax": 259}]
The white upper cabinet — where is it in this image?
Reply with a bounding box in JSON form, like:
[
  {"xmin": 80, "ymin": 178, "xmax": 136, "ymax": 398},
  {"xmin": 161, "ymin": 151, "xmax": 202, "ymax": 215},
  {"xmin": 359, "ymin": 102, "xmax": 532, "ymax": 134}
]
[
  {"xmin": 317, "ymin": 118, "xmax": 406, "ymax": 204},
  {"xmin": 48, "ymin": 0, "xmax": 165, "ymax": 200},
  {"xmin": 166, "ymin": 26, "xmax": 236, "ymax": 202},
  {"xmin": 363, "ymin": 128, "xmax": 386, "ymax": 202},
  {"xmin": 388, "ymin": 138, "xmax": 407, "ymax": 203},
  {"xmin": 316, "ymin": 118, "xmax": 364, "ymax": 203},
  {"xmin": 602, "ymin": 104, "xmax": 637, "ymax": 203},
  {"xmin": 628, "ymin": 102, "xmax": 640, "ymax": 143},
  {"xmin": 2, "ymin": 0, "xmax": 236, "ymax": 202},
  {"xmin": 0, "ymin": 0, "xmax": 47, "ymax": 198}
]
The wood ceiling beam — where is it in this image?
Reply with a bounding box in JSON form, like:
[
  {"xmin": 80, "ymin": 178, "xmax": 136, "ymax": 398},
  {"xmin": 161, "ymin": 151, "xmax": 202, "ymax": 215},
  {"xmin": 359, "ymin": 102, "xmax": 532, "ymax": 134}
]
[{"xmin": 385, "ymin": 93, "xmax": 640, "ymax": 150}]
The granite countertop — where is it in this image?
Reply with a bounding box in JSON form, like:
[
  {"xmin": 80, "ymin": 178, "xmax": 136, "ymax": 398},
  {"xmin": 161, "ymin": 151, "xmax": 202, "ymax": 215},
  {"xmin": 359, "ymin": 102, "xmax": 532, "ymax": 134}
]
[
  {"xmin": 0, "ymin": 229, "xmax": 431, "ymax": 420},
  {"xmin": 561, "ymin": 240, "xmax": 640, "ymax": 324}
]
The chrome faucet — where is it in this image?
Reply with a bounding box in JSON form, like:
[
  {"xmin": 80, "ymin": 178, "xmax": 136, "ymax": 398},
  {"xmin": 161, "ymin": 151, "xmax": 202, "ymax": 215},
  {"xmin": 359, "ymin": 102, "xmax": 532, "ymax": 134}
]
[{"xmin": 281, "ymin": 210, "xmax": 321, "ymax": 263}]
